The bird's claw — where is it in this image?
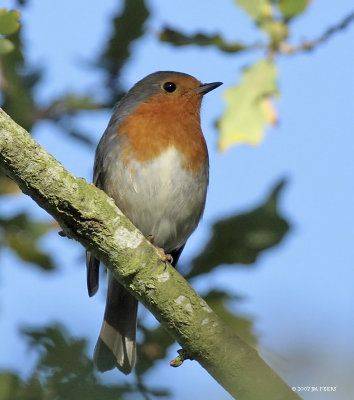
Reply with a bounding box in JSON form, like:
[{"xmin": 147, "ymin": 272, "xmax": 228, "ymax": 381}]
[
  {"xmin": 148, "ymin": 235, "xmax": 173, "ymax": 263},
  {"xmin": 156, "ymin": 247, "xmax": 173, "ymax": 264}
]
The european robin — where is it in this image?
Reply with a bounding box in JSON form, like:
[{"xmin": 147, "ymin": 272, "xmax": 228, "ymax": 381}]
[{"xmin": 86, "ymin": 71, "xmax": 222, "ymax": 374}]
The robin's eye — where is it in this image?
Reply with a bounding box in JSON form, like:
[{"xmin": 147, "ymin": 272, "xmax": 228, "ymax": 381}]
[{"xmin": 163, "ymin": 82, "xmax": 176, "ymax": 93}]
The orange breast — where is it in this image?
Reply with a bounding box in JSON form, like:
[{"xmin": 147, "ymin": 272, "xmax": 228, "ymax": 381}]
[{"xmin": 117, "ymin": 92, "xmax": 208, "ymax": 173}]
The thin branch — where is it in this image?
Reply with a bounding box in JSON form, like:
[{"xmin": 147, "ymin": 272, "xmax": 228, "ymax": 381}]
[
  {"xmin": 280, "ymin": 10, "xmax": 354, "ymax": 54},
  {"xmin": 0, "ymin": 108, "xmax": 300, "ymax": 400}
]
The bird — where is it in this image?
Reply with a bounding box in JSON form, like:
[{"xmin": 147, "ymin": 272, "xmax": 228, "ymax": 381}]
[{"xmin": 86, "ymin": 71, "xmax": 222, "ymax": 374}]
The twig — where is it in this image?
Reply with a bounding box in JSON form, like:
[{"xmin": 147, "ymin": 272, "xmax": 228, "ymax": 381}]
[
  {"xmin": 170, "ymin": 349, "xmax": 193, "ymax": 367},
  {"xmin": 280, "ymin": 11, "xmax": 354, "ymax": 54}
]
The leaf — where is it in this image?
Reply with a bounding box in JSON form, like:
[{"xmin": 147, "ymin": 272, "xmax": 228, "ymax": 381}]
[
  {"xmin": 218, "ymin": 59, "xmax": 278, "ymax": 150},
  {"xmin": 0, "ymin": 37, "xmax": 14, "ymax": 54},
  {"xmin": 260, "ymin": 19, "xmax": 288, "ymax": 45},
  {"xmin": 42, "ymin": 94, "xmax": 103, "ymax": 119},
  {"xmin": 188, "ymin": 180, "xmax": 290, "ymax": 278},
  {"xmin": 159, "ymin": 28, "xmax": 246, "ymax": 53},
  {"xmin": 98, "ymin": 0, "xmax": 149, "ymax": 104},
  {"xmin": 235, "ymin": 1, "xmax": 289, "ymax": 48},
  {"xmin": 0, "ymin": 9, "xmax": 21, "ymax": 35},
  {"xmin": 0, "ymin": 372, "xmax": 21, "ymax": 400},
  {"xmin": 236, "ymin": 0, "xmax": 272, "ymax": 21},
  {"xmin": 19, "ymin": 323, "xmax": 165, "ymax": 399},
  {"xmin": 0, "ymin": 31, "xmax": 40, "ymax": 132},
  {"xmin": 22, "ymin": 325, "xmax": 126, "ymax": 399},
  {"xmin": 0, "ymin": 9, "xmax": 21, "ymax": 55},
  {"xmin": 278, "ymin": 0, "xmax": 310, "ymax": 20},
  {"xmin": 0, "ymin": 371, "xmax": 43, "ymax": 400},
  {"xmin": 24, "ymin": 325, "xmax": 92, "ymax": 374},
  {"xmin": 260, "ymin": 97, "xmax": 278, "ymax": 125},
  {"xmin": 0, "ymin": 213, "xmax": 55, "ymax": 270},
  {"xmin": 204, "ymin": 291, "xmax": 257, "ymax": 347},
  {"xmin": 100, "ymin": 0, "xmax": 149, "ymax": 77},
  {"xmin": 0, "ymin": 373, "xmax": 26, "ymax": 400},
  {"xmin": 54, "ymin": 94, "xmax": 102, "ymax": 114}
]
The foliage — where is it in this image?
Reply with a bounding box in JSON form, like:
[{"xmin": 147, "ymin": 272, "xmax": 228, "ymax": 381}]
[
  {"xmin": 160, "ymin": 0, "xmax": 354, "ymax": 151},
  {"xmin": 278, "ymin": 0, "xmax": 310, "ymax": 20},
  {"xmin": 0, "ymin": 0, "xmax": 150, "ymax": 269},
  {"xmin": 0, "ymin": 30, "xmax": 39, "ymax": 132},
  {"xmin": 100, "ymin": 0, "xmax": 150, "ymax": 105},
  {"xmin": 0, "ymin": 8, "xmax": 20, "ymax": 54},
  {"xmin": 0, "ymin": 324, "xmax": 164, "ymax": 400},
  {"xmin": 0, "ymin": 213, "xmax": 55, "ymax": 270},
  {"xmin": 204, "ymin": 290, "xmax": 257, "ymax": 347},
  {"xmin": 189, "ymin": 180, "xmax": 289, "ymax": 278},
  {"xmin": 218, "ymin": 59, "xmax": 278, "ymax": 149}
]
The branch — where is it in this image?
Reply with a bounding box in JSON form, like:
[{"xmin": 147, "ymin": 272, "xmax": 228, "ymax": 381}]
[
  {"xmin": 0, "ymin": 108, "xmax": 300, "ymax": 400},
  {"xmin": 280, "ymin": 10, "xmax": 354, "ymax": 54}
]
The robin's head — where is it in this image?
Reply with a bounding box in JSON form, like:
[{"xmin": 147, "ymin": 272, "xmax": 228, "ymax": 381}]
[
  {"xmin": 119, "ymin": 71, "xmax": 222, "ymax": 117},
  {"xmin": 136, "ymin": 71, "xmax": 222, "ymax": 97}
]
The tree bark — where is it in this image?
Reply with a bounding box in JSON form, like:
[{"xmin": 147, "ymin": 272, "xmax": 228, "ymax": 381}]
[{"xmin": 0, "ymin": 108, "xmax": 301, "ymax": 400}]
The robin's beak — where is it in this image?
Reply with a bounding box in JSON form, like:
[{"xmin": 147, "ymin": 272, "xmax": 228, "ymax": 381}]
[{"xmin": 196, "ymin": 81, "xmax": 223, "ymax": 95}]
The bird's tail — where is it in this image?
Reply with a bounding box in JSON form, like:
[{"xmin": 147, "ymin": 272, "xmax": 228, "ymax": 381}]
[{"xmin": 94, "ymin": 273, "xmax": 138, "ymax": 374}]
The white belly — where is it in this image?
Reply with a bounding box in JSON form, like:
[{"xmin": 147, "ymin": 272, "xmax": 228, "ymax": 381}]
[{"xmin": 104, "ymin": 147, "xmax": 208, "ymax": 252}]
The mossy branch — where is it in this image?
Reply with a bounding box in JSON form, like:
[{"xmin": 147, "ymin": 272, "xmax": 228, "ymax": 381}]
[{"xmin": 0, "ymin": 108, "xmax": 300, "ymax": 400}]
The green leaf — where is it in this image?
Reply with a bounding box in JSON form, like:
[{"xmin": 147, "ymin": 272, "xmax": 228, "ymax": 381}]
[
  {"xmin": 236, "ymin": 0, "xmax": 289, "ymax": 44},
  {"xmin": 0, "ymin": 371, "xmax": 43, "ymax": 400},
  {"xmin": 278, "ymin": 0, "xmax": 310, "ymax": 20},
  {"xmin": 188, "ymin": 180, "xmax": 290, "ymax": 278},
  {"xmin": 19, "ymin": 323, "xmax": 165, "ymax": 399},
  {"xmin": 0, "ymin": 372, "xmax": 21, "ymax": 400},
  {"xmin": 0, "ymin": 213, "xmax": 55, "ymax": 270},
  {"xmin": 43, "ymin": 94, "xmax": 103, "ymax": 118},
  {"xmin": 100, "ymin": 0, "xmax": 149, "ymax": 78},
  {"xmin": 56, "ymin": 94, "xmax": 102, "ymax": 114},
  {"xmin": 0, "ymin": 31, "xmax": 40, "ymax": 132},
  {"xmin": 218, "ymin": 59, "xmax": 278, "ymax": 150},
  {"xmin": 160, "ymin": 28, "xmax": 246, "ymax": 53},
  {"xmin": 204, "ymin": 291, "xmax": 257, "ymax": 347},
  {"xmin": 0, "ymin": 9, "xmax": 21, "ymax": 35},
  {"xmin": 0, "ymin": 37, "xmax": 14, "ymax": 54},
  {"xmin": 236, "ymin": 0, "xmax": 272, "ymax": 21},
  {"xmin": 99, "ymin": 0, "xmax": 149, "ymax": 104},
  {"xmin": 260, "ymin": 20, "xmax": 288, "ymax": 44}
]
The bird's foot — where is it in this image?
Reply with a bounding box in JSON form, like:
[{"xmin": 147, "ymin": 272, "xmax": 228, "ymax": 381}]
[
  {"xmin": 148, "ymin": 235, "xmax": 173, "ymax": 263},
  {"xmin": 156, "ymin": 247, "xmax": 173, "ymax": 264}
]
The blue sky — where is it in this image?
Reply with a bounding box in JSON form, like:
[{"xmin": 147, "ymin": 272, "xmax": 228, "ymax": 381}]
[{"xmin": 1, "ymin": 1, "xmax": 354, "ymax": 399}]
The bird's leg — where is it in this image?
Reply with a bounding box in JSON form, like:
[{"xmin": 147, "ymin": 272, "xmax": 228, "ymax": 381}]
[
  {"xmin": 148, "ymin": 234, "xmax": 173, "ymax": 264},
  {"xmin": 156, "ymin": 247, "xmax": 173, "ymax": 263},
  {"xmin": 148, "ymin": 234, "xmax": 155, "ymax": 244}
]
